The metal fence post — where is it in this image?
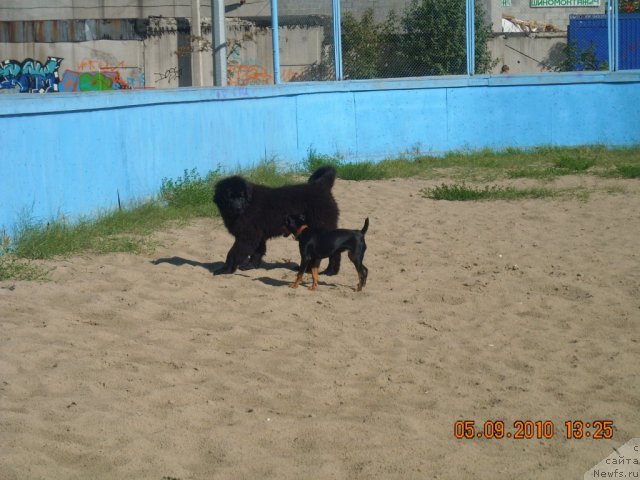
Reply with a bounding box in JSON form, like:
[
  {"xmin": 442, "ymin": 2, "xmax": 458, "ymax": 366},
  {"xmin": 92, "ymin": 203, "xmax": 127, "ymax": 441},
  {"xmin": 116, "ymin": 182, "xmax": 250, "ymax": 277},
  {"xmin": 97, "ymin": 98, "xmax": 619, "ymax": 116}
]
[
  {"xmin": 191, "ymin": 0, "xmax": 204, "ymax": 86},
  {"xmin": 466, "ymin": 0, "xmax": 475, "ymax": 75},
  {"xmin": 607, "ymin": 0, "xmax": 619, "ymax": 71},
  {"xmin": 332, "ymin": 0, "xmax": 343, "ymax": 80},
  {"xmin": 213, "ymin": 0, "xmax": 227, "ymax": 86},
  {"xmin": 271, "ymin": 0, "xmax": 281, "ymax": 84}
]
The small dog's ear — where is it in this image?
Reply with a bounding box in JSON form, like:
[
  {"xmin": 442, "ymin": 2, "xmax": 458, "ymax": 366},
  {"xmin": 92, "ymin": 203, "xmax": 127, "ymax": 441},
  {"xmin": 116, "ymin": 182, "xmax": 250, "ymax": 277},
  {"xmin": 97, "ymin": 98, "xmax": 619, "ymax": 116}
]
[{"xmin": 282, "ymin": 215, "xmax": 293, "ymax": 236}]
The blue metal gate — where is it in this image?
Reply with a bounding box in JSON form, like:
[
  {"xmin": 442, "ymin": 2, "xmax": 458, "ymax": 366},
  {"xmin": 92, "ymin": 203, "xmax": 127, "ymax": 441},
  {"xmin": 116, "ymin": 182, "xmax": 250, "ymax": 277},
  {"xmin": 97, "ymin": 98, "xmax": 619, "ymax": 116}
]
[{"xmin": 569, "ymin": 13, "xmax": 640, "ymax": 70}]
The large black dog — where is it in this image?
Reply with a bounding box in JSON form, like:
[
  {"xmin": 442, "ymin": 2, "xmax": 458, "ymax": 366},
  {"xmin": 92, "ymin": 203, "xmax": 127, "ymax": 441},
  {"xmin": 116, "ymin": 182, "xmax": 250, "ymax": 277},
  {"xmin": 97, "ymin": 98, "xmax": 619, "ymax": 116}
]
[{"xmin": 212, "ymin": 166, "xmax": 341, "ymax": 275}]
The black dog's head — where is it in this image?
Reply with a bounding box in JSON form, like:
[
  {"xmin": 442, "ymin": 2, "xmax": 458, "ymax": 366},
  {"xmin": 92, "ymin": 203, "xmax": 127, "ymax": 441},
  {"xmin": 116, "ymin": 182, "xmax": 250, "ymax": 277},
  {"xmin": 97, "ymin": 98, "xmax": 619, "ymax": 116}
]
[
  {"xmin": 213, "ymin": 176, "xmax": 253, "ymax": 217},
  {"xmin": 282, "ymin": 213, "xmax": 307, "ymax": 238}
]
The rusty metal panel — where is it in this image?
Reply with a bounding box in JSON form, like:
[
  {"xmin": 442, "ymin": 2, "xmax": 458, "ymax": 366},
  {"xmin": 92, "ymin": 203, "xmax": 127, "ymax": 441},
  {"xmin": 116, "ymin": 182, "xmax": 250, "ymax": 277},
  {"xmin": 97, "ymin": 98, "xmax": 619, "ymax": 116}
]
[
  {"xmin": 0, "ymin": 19, "xmax": 146, "ymax": 43},
  {"xmin": 33, "ymin": 20, "xmax": 45, "ymax": 42},
  {"xmin": 70, "ymin": 20, "xmax": 84, "ymax": 42}
]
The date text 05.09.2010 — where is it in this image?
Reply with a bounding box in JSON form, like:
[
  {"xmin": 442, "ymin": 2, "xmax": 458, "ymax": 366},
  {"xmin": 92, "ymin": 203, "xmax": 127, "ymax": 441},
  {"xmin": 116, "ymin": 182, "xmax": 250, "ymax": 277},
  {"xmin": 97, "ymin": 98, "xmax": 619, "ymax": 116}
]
[{"xmin": 454, "ymin": 420, "xmax": 614, "ymax": 440}]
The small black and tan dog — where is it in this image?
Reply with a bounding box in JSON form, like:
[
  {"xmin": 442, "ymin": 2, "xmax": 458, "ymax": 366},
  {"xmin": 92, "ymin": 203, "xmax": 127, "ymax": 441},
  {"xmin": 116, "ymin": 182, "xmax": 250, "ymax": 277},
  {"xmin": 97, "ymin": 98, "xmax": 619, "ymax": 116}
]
[{"xmin": 283, "ymin": 214, "xmax": 369, "ymax": 292}]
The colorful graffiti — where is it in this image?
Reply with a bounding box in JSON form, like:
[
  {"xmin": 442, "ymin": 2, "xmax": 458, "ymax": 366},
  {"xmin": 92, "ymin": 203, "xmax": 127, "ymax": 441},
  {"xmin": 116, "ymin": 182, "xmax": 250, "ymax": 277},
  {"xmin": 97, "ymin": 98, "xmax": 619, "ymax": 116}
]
[
  {"xmin": 64, "ymin": 58, "xmax": 144, "ymax": 91},
  {"xmin": 0, "ymin": 57, "xmax": 63, "ymax": 93},
  {"xmin": 60, "ymin": 70, "xmax": 131, "ymax": 92},
  {"xmin": 227, "ymin": 62, "xmax": 272, "ymax": 86},
  {"xmin": 76, "ymin": 58, "xmax": 126, "ymax": 72},
  {"xmin": 226, "ymin": 48, "xmax": 272, "ymax": 86}
]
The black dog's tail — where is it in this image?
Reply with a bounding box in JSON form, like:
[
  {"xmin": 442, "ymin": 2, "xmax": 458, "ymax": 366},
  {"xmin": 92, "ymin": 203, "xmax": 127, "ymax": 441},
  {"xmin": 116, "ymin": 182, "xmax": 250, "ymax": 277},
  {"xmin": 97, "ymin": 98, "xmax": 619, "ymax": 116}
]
[
  {"xmin": 307, "ymin": 165, "xmax": 337, "ymax": 190},
  {"xmin": 361, "ymin": 217, "xmax": 369, "ymax": 235}
]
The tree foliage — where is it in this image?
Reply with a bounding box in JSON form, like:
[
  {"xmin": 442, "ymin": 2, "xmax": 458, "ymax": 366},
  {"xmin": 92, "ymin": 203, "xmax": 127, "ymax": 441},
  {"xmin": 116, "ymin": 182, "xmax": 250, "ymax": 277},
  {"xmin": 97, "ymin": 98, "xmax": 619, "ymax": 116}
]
[
  {"xmin": 342, "ymin": 0, "xmax": 497, "ymax": 79},
  {"xmin": 553, "ymin": 43, "xmax": 608, "ymax": 72}
]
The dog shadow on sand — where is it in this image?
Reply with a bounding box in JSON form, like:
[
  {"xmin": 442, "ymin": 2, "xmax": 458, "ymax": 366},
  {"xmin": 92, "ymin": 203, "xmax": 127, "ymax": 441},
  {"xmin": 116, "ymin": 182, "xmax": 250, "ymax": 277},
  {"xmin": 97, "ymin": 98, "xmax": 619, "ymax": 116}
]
[
  {"xmin": 151, "ymin": 256, "xmax": 220, "ymax": 273},
  {"xmin": 253, "ymin": 276, "xmax": 337, "ymax": 288},
  {"xmin": 151, "ymin": 256, "xmax": 337, "ymax": 288}
]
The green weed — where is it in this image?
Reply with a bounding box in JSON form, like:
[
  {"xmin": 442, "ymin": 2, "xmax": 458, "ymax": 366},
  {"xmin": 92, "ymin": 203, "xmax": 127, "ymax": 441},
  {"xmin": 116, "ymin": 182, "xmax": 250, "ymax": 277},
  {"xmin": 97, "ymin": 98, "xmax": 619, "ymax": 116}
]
[
  {"xmin": 303, "ymin": 148, "xmax": 343, "ymax": 173},
  {"xmin": 610, "ymin": 164, "xmax": 640, "ymax": 178},
  {"xmin": 0, "ymin": 235, "xmax": 51, "ymax": 281},
  {"xmin": 553, "ymin": 155, "xmax": 596, "ymax": 172},
  {"xmin": 422, "ymin": 183, "xmax": 556, "ymax": 201},
  {"xmin": 160, "ymin": 168, "xmax": 217, "ymax": 210}
]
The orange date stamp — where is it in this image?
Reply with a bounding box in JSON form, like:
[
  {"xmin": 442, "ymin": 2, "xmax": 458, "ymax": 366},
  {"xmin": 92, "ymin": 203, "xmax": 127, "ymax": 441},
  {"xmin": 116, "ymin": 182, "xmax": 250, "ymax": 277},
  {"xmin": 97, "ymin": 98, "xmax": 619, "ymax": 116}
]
[{"xmin": 454, "ymin": 420, "xmax": 614, "ymax": 440}]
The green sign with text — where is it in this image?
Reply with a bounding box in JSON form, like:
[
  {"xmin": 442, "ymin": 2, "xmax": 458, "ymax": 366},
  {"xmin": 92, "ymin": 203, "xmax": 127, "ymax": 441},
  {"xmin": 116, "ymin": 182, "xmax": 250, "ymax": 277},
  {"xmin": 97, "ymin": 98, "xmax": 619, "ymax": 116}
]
[{"xmin": 531, "ymin": 0, "xmax": 600, "ymax": 6}]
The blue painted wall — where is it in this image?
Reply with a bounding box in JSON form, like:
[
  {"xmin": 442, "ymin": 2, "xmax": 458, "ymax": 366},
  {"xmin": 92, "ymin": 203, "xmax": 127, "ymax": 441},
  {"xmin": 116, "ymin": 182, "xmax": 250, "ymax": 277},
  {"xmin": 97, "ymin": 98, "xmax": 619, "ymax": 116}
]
[{"xmin": 1, "ymin": 72, "xmax": 639, "ymax": 237}]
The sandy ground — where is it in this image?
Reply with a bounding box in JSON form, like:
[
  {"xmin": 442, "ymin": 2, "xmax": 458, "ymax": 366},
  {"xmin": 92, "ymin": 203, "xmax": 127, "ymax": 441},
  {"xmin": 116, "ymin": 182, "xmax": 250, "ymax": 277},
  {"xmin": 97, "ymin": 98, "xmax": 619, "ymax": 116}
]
[{"xmin": 1, "ymin": 175, "xmax": 639, "ymax": 479}]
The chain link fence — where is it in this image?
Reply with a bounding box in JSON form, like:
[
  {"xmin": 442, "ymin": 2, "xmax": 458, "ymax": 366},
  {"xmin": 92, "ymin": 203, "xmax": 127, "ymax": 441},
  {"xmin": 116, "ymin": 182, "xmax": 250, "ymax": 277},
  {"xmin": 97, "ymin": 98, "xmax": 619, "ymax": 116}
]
[
  {"xmin": 340, "ymin": 0, "xmax": 493, "ymax": 79},
  {"xmin": 1, "ymin": 0, "xmax": 637, "ymax": 93},
  {"xmin": 278, "ymin": 0, "xmax": 336, "ymax": 83}
]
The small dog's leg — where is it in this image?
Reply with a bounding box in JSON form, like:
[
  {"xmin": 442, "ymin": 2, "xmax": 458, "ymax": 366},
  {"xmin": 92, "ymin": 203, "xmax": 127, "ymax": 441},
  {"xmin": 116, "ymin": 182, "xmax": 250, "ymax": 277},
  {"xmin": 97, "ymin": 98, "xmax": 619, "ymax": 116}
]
[
  {"xmin": 357, "ymin": 264, "xmax": 368, "ymax": 291},
  {"xmin": 349, "ymin": 251, "xmax": 368, "ymax": 292},
  {"xmin": 309, "ymin": 266, "xmax": 319, "ymax": 290},
  {"xmin": 290, "ymin": 271, "xmax": 304, "ymax": 289},
  {"xmin": 290, "ymin": 261, "xmax": 307, "ymax": 289}
]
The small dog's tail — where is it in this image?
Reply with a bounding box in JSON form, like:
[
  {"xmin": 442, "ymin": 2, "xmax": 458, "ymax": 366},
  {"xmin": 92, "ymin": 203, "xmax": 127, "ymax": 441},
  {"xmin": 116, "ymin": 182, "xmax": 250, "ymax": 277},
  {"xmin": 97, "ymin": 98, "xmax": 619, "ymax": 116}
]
[
  {"xmin": 307, "ymin": 165, "xmax": 336, "ymax": 190},
  {"xmin": 361, "ymin": 217, "xmax": 369, "ymax": 235}
]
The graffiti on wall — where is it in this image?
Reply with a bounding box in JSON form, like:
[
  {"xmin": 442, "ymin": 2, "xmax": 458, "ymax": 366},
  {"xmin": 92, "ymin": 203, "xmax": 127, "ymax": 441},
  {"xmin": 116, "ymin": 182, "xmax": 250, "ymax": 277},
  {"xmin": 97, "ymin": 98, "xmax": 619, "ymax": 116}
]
[
  {"xmin": 154, "ymin": 67, "xmax": 181, "ymax": 84},
  {"xmin": 226, "ymin": 63, "xmax": 308, "ymax": 86},
  {"xmin": 226, "ymin": 45, "xmax": 271, "ymax": 86},
  {"xmin": 59, "ymin": 58, "xmax": 144, "ymax": 91},
  {"xmin": 227, "ymin": 63, "xmax": 272, "ymax": 86},
  {"xmin": 226, "ymin": 48, "xmax": 308, "ymax": 85},
  {"xmin": 76, "ymin": 59, "xmax": 125, "ymax": 72},
  {"xmin": 0, "ymin": 57, "xmax": 63, "ymax": 93},
  {"xmin": 59, "ymin": 71, "xmax": 131, "ymax": 92},
  {"xmin": 0, "ymin": 56, "xmax": 148, "ymax": 93}
]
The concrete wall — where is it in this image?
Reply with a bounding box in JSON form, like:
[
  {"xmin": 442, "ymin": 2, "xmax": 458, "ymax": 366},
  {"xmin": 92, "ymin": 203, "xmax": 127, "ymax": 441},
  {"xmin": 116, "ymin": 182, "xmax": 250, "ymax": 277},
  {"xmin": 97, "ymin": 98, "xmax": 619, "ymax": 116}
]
[
  {"xmin": 1, "ymin": 72, "xmax": 639, "ymax": 236},
  {"xmin": 226, "ymin": 21, "xmax": 327, "ymax": 84},
  {"xmin": 0, "ymin": 0, "xmax": 411, "ymax": 22},
  {"xmin": 1, "ymin": 0, "xmax": 609, "ymax": 81},
  {"xmin": 0, "ymin": 0, "xmax": 607, "ymax": 29},
  {"xmin": 0, "ymin": 0, "xmax": 202, "ymax": 21},
  {"xmin": 278, "ymin": 0, "xmax": 413, "ymax": 21},
  {"xmin": 0, "ymin": 18, "xmax": 327, "ymax": 90},
  {"xmin": 489, "ymin": 33, "xmax": 567, "ymax": 73}
]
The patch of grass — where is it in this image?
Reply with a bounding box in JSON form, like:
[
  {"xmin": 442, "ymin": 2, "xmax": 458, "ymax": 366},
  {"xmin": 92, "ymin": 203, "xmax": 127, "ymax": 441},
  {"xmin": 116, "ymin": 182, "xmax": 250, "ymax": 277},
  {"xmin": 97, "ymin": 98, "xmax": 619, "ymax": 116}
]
[
  {"xmin": 373, "ymin": 157, "xmax": 427, "ymax": 178},
  {"xmin": 14, "ymin": 168, "xmax": 223, "ymax": 261},
  {"xmin": 243, "ymin": 159, "xmax": 300, "ymax": 187},
  {"xmin": 607, "ymin": 164, "xmax": 640, "ymax": 178},
  {"xmin": 553, "ymin": 155, "xmax": 596, "ymax": 172},
  {"xmin": 304, "ymin": 145, "xmax": 640, "ymax": 182},
  {"xmin": 13, "ymin": 206, "xmax": 165, "ymax": 260},
  {"xmin": 302, "ymin": 149, "xmax": 385, "ymax": 181},
  {"xmin": 422, "ymin": 183, "xmax": 557, "ymax": 201},
  {"xmin": 0, "ymin": 235, "xmax": 51, "ymax": 281},
  {"xmin": 0, "ymin": 254, "xmax": 51, "ymax": 281},
  {"xmin": 336, "ymin": 161, "xmax": 387, "ymax": 181},
  {"xmin": 302, "ymin": 148, "xmax": 342, "ymax": 173},
  {"xmin": 160, "ymin": 168, "xmax": 218, "ymax": 211}
]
